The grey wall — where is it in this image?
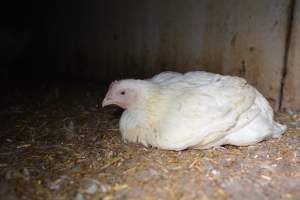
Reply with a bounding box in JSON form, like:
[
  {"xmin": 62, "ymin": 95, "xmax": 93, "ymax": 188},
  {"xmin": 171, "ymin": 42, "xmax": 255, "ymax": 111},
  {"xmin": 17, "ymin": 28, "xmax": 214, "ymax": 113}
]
[{"xmin": 4, "ymin": 0, "xmax": 298, "ymax": 110}]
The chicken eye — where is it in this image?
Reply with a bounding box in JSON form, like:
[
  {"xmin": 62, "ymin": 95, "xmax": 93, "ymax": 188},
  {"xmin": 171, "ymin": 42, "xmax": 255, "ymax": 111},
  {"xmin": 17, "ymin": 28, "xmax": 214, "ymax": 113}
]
[{"xmin": 120, "ymin": 91, "xmax": 126, "ymax": 95}]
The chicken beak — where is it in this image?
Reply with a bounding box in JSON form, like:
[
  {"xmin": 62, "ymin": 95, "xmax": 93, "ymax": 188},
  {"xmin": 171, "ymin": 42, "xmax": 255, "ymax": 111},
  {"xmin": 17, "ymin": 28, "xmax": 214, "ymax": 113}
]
[
  {"xmin": 102, "ymin": 97, "xmax": 113, "ymax": 107},
  {"xmin": 102, "ymin": 80, "xmax": 119, "ymax": 108}
]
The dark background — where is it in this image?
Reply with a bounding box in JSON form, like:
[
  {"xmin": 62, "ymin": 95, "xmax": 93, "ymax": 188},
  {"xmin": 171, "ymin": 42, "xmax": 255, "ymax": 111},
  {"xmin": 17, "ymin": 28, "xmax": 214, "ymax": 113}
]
[
  {"xmin": 0, "ymin": 0, "xmax": 299, "ymax": 110},
  {"xmin": 0, "ymin": 1, "xmax": 52, "ymax": 79}
]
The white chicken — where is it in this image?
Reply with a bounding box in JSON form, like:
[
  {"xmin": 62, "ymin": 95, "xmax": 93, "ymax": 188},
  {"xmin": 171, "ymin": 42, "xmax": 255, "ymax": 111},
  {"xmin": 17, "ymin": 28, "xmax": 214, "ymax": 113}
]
[{"xmin": 102, "ymin": 71, "xmax": 286, "ymax": 150}]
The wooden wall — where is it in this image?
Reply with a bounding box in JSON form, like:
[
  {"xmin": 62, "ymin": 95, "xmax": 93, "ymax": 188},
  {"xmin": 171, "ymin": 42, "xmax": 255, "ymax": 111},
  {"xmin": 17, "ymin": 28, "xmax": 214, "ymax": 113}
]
[
  {"xmin": 282, "ymin": 0, "xmax": 300, "ymax": 111},
  {"xmin": 45, "ymin": 0, "xmax": 298, "ymax": 110}
]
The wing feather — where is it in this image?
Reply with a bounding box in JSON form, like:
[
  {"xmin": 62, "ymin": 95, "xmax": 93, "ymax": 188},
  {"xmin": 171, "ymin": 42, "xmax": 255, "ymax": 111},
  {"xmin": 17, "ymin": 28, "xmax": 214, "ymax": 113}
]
[{"xmin": 157, "ymin": 76, "xmax": 257, "ymax": 150}]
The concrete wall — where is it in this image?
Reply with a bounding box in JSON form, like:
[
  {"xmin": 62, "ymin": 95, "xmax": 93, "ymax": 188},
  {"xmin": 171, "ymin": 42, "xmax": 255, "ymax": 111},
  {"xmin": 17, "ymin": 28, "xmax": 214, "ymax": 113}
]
[{"xmin": 44, "ymin": 0, "xmax": 296, "ymax": 110}]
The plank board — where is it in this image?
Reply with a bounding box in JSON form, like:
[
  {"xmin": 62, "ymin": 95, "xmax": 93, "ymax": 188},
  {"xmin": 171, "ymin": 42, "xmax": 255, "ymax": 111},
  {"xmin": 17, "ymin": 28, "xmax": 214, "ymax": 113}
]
[{"xmin": 282, "ymin": 0, "xmax": 300, "ymax": 111}]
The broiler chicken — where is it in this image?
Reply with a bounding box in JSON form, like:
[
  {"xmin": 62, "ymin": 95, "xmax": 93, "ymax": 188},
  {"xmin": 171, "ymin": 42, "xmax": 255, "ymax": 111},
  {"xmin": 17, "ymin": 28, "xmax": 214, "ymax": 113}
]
[{"xmin": 102, "ymin": 71, "xmax": 286, "ymax": 150}]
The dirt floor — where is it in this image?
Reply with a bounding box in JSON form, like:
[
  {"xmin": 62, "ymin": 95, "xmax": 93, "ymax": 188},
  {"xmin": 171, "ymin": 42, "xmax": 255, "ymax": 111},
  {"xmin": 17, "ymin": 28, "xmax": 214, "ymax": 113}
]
[{"xmin": 0, "ymin": 81, "xmax": 300, "ymax": 200}]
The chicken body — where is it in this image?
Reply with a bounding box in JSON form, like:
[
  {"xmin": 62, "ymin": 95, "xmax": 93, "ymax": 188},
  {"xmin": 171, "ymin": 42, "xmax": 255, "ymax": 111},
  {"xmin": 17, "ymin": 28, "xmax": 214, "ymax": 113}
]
[{"xmin": 103, "ymin": 71, "xmax": 286, "ymax": 150}]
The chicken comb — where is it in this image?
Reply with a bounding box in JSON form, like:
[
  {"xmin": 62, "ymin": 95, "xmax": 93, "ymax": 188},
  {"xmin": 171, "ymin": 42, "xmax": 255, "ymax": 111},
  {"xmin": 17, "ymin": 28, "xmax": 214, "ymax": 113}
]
[
  {"xmin": 109, "ymin": 80, "xmax": 118, "ymax": 90},
  {"xmin": 106, "ymin": 80, "xmax": 119, "ymax": 97}
]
